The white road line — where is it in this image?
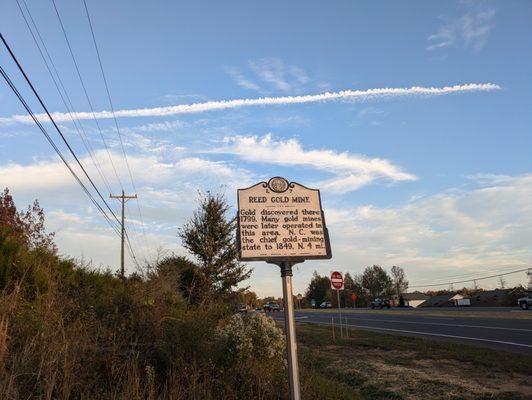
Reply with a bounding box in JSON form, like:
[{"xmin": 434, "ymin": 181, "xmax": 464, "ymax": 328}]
[
  {"xmin": 304, "ymin": 320, "xmax": 532, "ymax": 349},
  {"xmin": 337, "ymin": 317, "xmax": 532, "ymax": 332}
]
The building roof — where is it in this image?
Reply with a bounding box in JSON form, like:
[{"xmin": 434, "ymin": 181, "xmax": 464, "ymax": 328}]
[
  {"xmin": 402, "ymin": 292, "xmax": 430, "ymax": 301},
  {"xmin": 420, "ymin": 292, "xmax": 464, "ymax": 307}
]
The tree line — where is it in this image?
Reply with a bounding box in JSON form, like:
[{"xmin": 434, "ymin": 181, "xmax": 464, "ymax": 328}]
[
  {"xmin": 303, "ymin": 264, "xmax": 529, "ymax": 308},
  {"xmin": 304, "ymin": 265, "xmax": 409, "ymax": 308}
]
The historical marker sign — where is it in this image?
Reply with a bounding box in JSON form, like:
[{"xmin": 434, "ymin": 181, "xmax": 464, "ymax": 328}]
[
  {"xmin": 237, "ymin": 177, "xmax": 331, "ymax": 262},
  {"xmin": 237, "ymin": 177, "xmax": 332, "ymax": 400},
  {"xmin": 330, "ymin": 271, "xmax": 344, "ymax": 290}
]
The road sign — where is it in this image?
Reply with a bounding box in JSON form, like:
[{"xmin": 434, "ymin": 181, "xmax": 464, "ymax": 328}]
[
  {"xmin": 237, "ymin": 177, "xmax": 331, "ymax": 261},
  {"xmin": 351, "ymin": 293, "xmax": 358, "ymax": 302},
  {"xmin": 331, "ymin": 271, "xmax": 344, "ymax": 290},
  {"xmin": 236, "ymin": 177, "xmax": 332, "ymax": 400}
]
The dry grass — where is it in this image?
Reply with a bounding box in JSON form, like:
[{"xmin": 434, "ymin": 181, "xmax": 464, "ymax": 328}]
[{"xmin": 297, "ymin": 323, "xmax": 532, "ymax": 400}]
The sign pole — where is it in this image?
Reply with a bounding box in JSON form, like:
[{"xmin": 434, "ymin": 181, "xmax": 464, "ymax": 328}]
[
  {"xmin": 280, "ymin": 261, "xmax": 301, "ymax": 400},
  {"xmin": 337, "ymin": 289, "xmax": 343, "ymax": 338}
]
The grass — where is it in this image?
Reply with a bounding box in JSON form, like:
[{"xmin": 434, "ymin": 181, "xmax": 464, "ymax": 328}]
[{"xmin": 296, "ymin": 323, "xmax": 532, "ymax": 400}]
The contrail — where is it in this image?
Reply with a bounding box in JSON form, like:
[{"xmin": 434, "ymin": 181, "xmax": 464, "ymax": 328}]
[{"xmin": 0, "ymin": 83, "xmax": 500, "ymax": 125}]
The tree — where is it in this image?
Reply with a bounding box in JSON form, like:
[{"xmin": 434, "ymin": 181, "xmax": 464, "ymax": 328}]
[
  {"xmin": 239, "ymin": 289, "xmax": 258, "ymax": 307},
  {"xmin": 179, "ymin": 192, "xmax": 251, "ymax": 298},
  {"xmin": 305, "ymin": 271, "xmax": 331, "ymax": 305},
  {"xmin": 0, "ymin": 188, "xmax": 55, "ymax": 251},
  {"xmin": 341, "ymin": 272, "xmax": 355, "ymax": 307},
  {"xmin": 391, "ymin": 265, "xmax": 409, "ymax": 299},
  {"xmin": 352, "ymin": 274, "xmax": 369, "ymax": 307},
  {"xmin": 498, "ymin": 276, "xmax": 507, "ymax": 289},
  {"xmin": 361, "ymin": 265, "xmax": 393, "ymax": 299},
  {"xmin": 398, "ymin": 295, "xmax": 405, "ymax": 307},
  {"xmin": 155, "ymin": 255, "xmax": 208, "ymax": 303}
]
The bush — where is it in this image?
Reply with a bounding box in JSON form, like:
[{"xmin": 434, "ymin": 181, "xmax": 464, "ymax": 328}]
[
  {"xmin": 0, "ymin": 191, "xmax": 290, "ymax": 399},
  {"xmin": 214, "ymin": 312, "xmax": 288, "ymax": 398},
  {"xmin": 217, "ymin": 312, "xmax": 286, "ymax": 364},
  {"xmin": 0, "ymin": 232, "xmax": 289, "ymax": 399}
]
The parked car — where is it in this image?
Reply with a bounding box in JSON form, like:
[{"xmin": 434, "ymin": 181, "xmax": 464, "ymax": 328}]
[
  {"xmin": 517, "ymin": 294, "xmax": 532, "ymax": 310},
  {"xmin": 263, "ymin": 302, "xmax": 280, "ymax": 312},
  {"xmin": 238, "ymin": 303, "xmax": 248, "ymax": 313},
  {"xmin": 371, "ymin": 298, "xmax": 391, "ymax": 309},
  {"xmin": 319, "ymin": 301, "xmax": 332, "ymax": 308}
]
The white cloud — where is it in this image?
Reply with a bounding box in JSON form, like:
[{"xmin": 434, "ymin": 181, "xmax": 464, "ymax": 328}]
[
  {"xmin": 122, "ymin": 120, "xmax": 186, "ymax": 133},
  {"xmin": 249, "ymin": 58, "xmax": 309, "ymax": 93},
  {"xmin": 224, "ymin": 66, "xmax": 261, "ymax": 91},
  {"xmin": 0, "ymin": 150, "xmax": 245, "ymax": 195},
  {"xmin": 0, "ymin": 159, "xmax": 75, "ymax": 190},
  {"xmin": 427, "ymin": 9, "xmax": 496, "ymax": 52},
  {"xmin": 175, "ymin": 157, "xmax": 236, "ymax": 177},
  {"xmin": 319, "ymin": 174, "xmax": 532, "ymax": 291},
  {"xmin": 0, "ymin": 149, "xmax": 253, "ymax": 272},
  {"xmin": 214, "ymin": 134, "xmax": 416, "ymax": 193},
  {"xmin": 48, "ymin": 209, "xmax": 86, "ymax": 224},
  {"xmin": 0, "ymin": 83, "xmax": 500, "ymax": 125},
  {"xmin": 226, "ymin": 58, "xmax": 310, "ymax": 94}
]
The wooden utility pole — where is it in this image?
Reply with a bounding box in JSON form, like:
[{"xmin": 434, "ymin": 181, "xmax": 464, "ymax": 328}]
[{"xmin": 110, "ymin": 190, "xmax": 137, "ymax": 278}]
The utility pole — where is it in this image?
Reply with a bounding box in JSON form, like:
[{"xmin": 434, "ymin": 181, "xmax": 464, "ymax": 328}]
[
  {"xmin": 527, "ymin": 268, "xmax": 532, "ymax": 292},
  {"xmin": 110, "ymin": 190, "xmax": 137, "ymax": 278}
]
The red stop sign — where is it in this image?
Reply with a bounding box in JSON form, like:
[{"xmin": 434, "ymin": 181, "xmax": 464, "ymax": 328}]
[
  {"xmin": 330, "ymin": 271, "xmax": 343, "ymax": 290},
  {"xmin": 351, "ymin": 293, "xmax": 358, "ymax": 301}
]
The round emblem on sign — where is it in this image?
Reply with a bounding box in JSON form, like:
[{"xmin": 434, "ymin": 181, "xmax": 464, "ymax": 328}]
[{"xmin": 268, "ymin": 177, "xmax": 289, "ymax": 193}]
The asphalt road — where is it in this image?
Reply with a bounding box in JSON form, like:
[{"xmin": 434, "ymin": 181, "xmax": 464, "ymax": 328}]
[{"xmin": 271, "ymin": 309, "xmax": 532, "ymax": 354}]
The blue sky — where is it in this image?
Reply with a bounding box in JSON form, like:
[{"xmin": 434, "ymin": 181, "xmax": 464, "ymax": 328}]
[{"xmin": 1, "ymin": 0, "xmax": 531, "ymax": 296}]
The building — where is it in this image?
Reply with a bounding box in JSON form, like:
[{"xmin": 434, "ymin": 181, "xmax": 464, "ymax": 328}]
[
  {"xmin": 470, "ymin": 289, "xmax": 511, "ymax": 307},
  {"xmin": 419, "ymin": 292, "xmax": 470, "ymax": 307},
  {"xmin": 401, "ymin": 292, "xmax": 430, "ymax": 308}
]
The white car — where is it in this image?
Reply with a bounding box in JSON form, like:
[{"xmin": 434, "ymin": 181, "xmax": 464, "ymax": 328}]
[
  {"xmin": 517, "ymin": 294, "xmax": 532, "ymax": 310},
  {"xmin": 263, "ymin": 302, "xmax": 280, "ymax": 312}
]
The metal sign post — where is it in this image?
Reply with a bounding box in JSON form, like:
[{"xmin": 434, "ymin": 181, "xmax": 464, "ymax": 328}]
[
  {"xmin": 279, "ymin": 261, "xmax": 300, "ymax": 400},
  {"xmin": 237, "ymin": 177, "xmax": 332, "ymax": 400},
  {"xmin": 330, "ymin": 271, "xmax": 344, "ymax": 338},
  {"xmin": 336, "ymin": 289, "xmax": 343, "ymax": 338}
]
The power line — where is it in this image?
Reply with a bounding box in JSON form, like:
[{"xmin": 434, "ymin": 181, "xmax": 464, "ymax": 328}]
[
  {"xmin": 15, "ymin": 0, "xmax": 114, "ymax": 196},
  {"xmin": 0, "ymin": 33, "xmax": 121, "ymax": 230},
  {"xmin": 0, "ymin": 64, "xmax": 120, "ymax": 237},
  {"xmin": 11, "ymin": 3, "xmax": 142, "ymax": 272},
  {"xmin": 81, "ymin": 0, "xmax": 133, "ymax": 184},
  {"xmin": 410, "ymin": 266, "xmax": 531, "ymax": 289},
  {"xmin": 411, "ymin": 264, "xmax": 529, "ymax": 285},
  {"xmin": 49, "ymin": 0, "xmax": 144, "ymax": 268},
  {"xmin": 124, "ymin": 202, "xmax": 146, "ymax": 260},
  {"xmin": 0, "ymin": 34, "xmax": 140, "ymax": 270},
  {"xmin": 50, "ymin": 0, "xmax": 123, "ymax": 190},
  {"xmin": 125, "ymin": 229, "xmax": 141, "ymax": 268},
  {"xmin": 82, "ymin": 0, "xmax": 150, "ymax": 257}
]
